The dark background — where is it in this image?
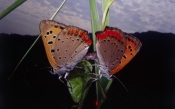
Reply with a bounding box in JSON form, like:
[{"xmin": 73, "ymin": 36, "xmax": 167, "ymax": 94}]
[{"xmin": 0, "ymin": 32, "xmax": 175, "ymax": 109}]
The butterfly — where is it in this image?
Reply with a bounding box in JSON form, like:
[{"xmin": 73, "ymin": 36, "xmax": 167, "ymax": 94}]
[
  {"xmin": 96, "ymin": 26, "xmax": 142, "ymax": 79},
  {"xmin": 39, "ymin": 20, "xmax": 92, "ymax": 78}
]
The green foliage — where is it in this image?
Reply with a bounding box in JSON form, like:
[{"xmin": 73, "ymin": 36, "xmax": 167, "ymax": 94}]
[{"xmin": 67, "ymin": 60, "xmax": 94, "ymax": 108}]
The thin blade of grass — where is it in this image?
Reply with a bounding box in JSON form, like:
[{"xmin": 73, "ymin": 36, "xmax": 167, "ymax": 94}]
[
  {"xmin": 101, "ymin": 0, "xmax": 114, "ymax": 30},
  {"xmin": 89, "ymin": 0, "xmax": 101, "ymax": 104},
  {"xmin": 102, "ymin": 0, "xmax": 110, "ymax": 27},
  {"xmin": 89, "ymin": 0, "xmax": 100, "ymax": 51},
  {"xmin": 8, "ymin": 0, "xmax": 67, "ymax": 80},
  {"xmin": 0, "ymin": 0, "xmax": 27, "ymax": 20}
]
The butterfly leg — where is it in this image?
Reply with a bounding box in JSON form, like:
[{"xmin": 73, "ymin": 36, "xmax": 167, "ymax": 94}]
[
  {"xmin": 58, "ymin": 75, "xmax": 65, "ymax": 84},
  {"xmin": 49, "ymin": 68, "xmax": 55, "ymax": 74}
]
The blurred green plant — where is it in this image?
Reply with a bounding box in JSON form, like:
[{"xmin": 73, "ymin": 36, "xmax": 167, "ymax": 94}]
[{"xmin": 0, "ymin": 0, "xmax": 27, "ymax": 20}]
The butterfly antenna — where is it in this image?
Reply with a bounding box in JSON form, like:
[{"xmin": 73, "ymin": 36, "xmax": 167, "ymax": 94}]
[
  {"xmin": 112, "ymin": 75, "xmax": 128, "ymax": 92},
  {"xmin": 8, "ymin": 35, "xmax": 41, "ymax": 80}
]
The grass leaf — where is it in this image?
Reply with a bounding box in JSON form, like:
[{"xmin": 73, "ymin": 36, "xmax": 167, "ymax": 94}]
[{"xmin": 0, "ymin": 0, "xmax": 27, "ymax": 20}]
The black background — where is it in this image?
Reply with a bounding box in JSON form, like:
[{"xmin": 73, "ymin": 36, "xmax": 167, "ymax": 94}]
[{"xmin": 0, "ymin": 32, "xmax": 175, "ymax": 109}]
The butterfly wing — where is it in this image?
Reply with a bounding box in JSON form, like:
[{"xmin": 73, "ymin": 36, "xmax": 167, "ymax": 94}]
[
  {"xmin": 96, "ymin": 27, "xmax": 126, "ymax": 78},
  {"xmin": 39, "ymin": 20, "xmax": 66, "ymax": 70},
  {"xmin": 111, "ymin": 33, "xmax": 142, "ymax": 75},
  {"xmin": 53, "ymin": 26, "xmax": 92, "ymax": 75}
]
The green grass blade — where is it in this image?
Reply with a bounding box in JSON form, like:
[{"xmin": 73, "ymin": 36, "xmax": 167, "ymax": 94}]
[
  {"xmin": 50, "ymin": 0, "xmax": 67, "ymax": 20},
  {"xmin": 89, "ymin": 0, "xmax": 100, "ymax": 51},
  {"xmin": 8, "ymin": 0, "xmax": 67, "ymax": 80},
  {"xmin": 102, "ymin": 0, "xmax": 110, "ymax": 27},
  {"xmin": 8, "ymin": 35, "xmax": 41, "ymax": 80},
  {"xmin": 101, "ymin": 0, "xmax": 114, "ymax": 30},
  {"xmin": 89, "ymin": 0, "xmax": 101, "ymax": 104},
  {"xmin": 0, "ymin": 0, "xmax": 27, "ymax": 20}
]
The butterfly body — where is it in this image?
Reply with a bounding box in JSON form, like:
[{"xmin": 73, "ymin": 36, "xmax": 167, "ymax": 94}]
[
  {"xmin": 40, "ymin": 20, "xmax": 92, "ymax": 77},
  {"xmin": 96, "ymin": 26, "xmax": 141, "ymax": 79}
]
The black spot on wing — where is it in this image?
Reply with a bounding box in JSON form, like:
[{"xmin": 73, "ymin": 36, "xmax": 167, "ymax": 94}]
[
  {"xmin": 51, "ymin": 49, "xmax": 55, "ymax": 53},
  {"xmin": 48, "ymin": 41, "xmax": 53, "ymax": 44}
]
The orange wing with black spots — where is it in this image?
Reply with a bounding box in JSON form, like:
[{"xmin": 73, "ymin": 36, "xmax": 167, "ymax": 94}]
[
  {"xmin": 39, "ymin": 20, "xmax": 92, "ymax": 76},
  {"xmin": 39, "ymin": 20, "xmax": 66, "ymax": 70},
  {"xmin": 96, "ymin": 26, "xmax": 141, "ymax": 79},
  {"xmin": 111, "ymin": 33, "xmax": 142, "ymax": 75}
]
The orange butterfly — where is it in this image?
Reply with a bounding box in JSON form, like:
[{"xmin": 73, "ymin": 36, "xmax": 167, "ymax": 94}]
[
  {"xmin": 96, "ymin": 26, "xmax": 142, "ymax": 79},
  {"xmin": 39, "ymin": 20, "xmax": 92, "ymax": 78}
]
